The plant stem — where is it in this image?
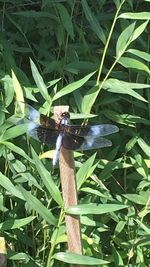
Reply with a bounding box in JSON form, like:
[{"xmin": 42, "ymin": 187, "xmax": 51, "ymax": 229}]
[
  {"xmin": 46, "ymin": 209, "xmax": 64, "ymax": 267},
  {"xmin": 96, "ymin": 0, "xmax": 126, "ymax": 84}
]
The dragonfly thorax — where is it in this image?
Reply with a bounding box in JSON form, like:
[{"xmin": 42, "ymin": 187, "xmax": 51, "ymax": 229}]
[{"xmin": 60, "ymin": 112, "xmax": 70, "ymax": 126}]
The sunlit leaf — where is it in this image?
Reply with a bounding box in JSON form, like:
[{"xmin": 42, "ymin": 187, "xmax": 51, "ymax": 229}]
[
  {"xmin": 138, "ymin": 138, "xmax": 150, "ymax": 157},
  {"xmin": 0, "ymin": 172, "xmax": 24, "ymax": 200},
  {"xmin": 2, "ymin": 141, "xmax": 33, "ymax": 163},
  {"xmin": 0, "ymin": 216, "xmax": 35, "ymax": 231},
  {"xmin": 103, "ymin": 78, "xmax": 148, "ymax": 102},
  {"xmin": 2, "ymin": 75, "xmax": 14, "ymax": 107},
  {"xmin": 0, "ymin": 124, "xmax": 27, "ymax": 142},
  {"xmin": 77, "ymin": 153, "xmax": 97, "ymax": 189},
  {"xmin": 119, "ymin": 12, "xmax": 150, "ymax": 20},
  {"xmin": 127, "ymin": 49, "xmax": 150, "ymax": 61},
  {"xmin": 7, "ymin": 251, "xmax": 29, "ymax": 261},
  {"xmin": 53, "ymin": 252, "xmax": 109, "ymax": 265},
  {"xmin": 136, "ymin": 219, "xmax": 150, "ymax": 233},
  {"xmin": 113, "ymin": 247, "xmax": 124, "ymax": 265},
  {"xmin": 53, "ymin": 71, "xmax": 96, "ymax": 101},
  {"xmin": 81, "ymin": 85, "xmax": 101, "ymax": 113},
  {"xmin": 116, "ymin": 22, "xmax": 135, "ymax": 57},
  {"xmin": 123, "ymin": 193, "xmax": 149, "ymax": 205},
  {"xmin": 131, "ymin": 21, "xmax": 149, "ymax": 42},
  {"xmin": 11, "ymin": 70, "xmax": 24, "ymax": 113},
  {"xmin": 125, "ymin": 136, "xmax": 139, "ymax": 152},
  {"xmin": 118, "ymin": 57, "xmax": 150, "ymax": 75},
  {"xmin": 66, "ymin": 203, "xmax": 128, "ymax": 215}
]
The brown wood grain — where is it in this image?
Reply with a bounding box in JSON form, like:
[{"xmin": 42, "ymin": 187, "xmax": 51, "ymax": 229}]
[{"xmin": 54, "ymin": 106, "xmax": 84, "ymax": 267}]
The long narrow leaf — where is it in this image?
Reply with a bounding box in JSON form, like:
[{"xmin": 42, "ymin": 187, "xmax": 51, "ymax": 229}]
[
  {"xmin": 82, "ymin": 0, "xmax": 106, "ymax": 44},
  {"xmin": 103, "ymin": 78, "xmax": 148, "ymax": 102},
  {"xmin": 53, "ymin": 252, "xmax": 109, "ymax": 265},
  {"xmin": 2, "ymin": 141, "xmax": 33, "ymax": 163},
  {"xmin": 127, "ymin": 49, "xmax": 150, "ymax": 62},
  {"xmin": 118, "ymin": 57, "xmax": 150, "ymax": 75},
  {"xmin": 66, "ymin": 203, "xmax": 128, "ymax": 215},
  {"xmin": 77, "ymin": 153, "xmax": 97, "ymax": 189},
  {"xmin": 0, "ymin": 216, "xmax": 35, "ymax": 231},
  {"xmin": 31, "ymin": 148, "xmax": 62, "ymax": 206},
  {"xmin": 56, "ymin": 4, "xmax": 74, "ymax": 40},
  {"xmin": 119, "ymin": 12, "xmax": 150, "ymax": 20},
  {"xmin": 19, "ymin": 186, "xmax": 57, "ymax": 225},
  {"xmin": 138, "ymin": 138, "xmax": 150, "ymax": 157},
  {"xmin": 53, "ymin": 71, "xmax": 96, "ymax": 101},
  {"xmin": 0, "ymin": 172, "xmax": 24, "ymax": 200},
  {"xmin": 30, "ymin": 58, "xmax": 50, "ymax": 102},
  {"xmin": 0, "ymin": 124, "xmax": 27, "ymax": 141},
  {"xmin": 81, "ymin": 85, "xmax": 101, "ymax": 114},
  {"xmin": 11, "ymin": 70, "xmax": 24, "ymax": 113},
  {"xmin": 131, "ymin": 21, "xmax": 148, "ymax": 42},
  {"xmin": 116, "ymin": 22, "xmax": 135, "ymax": 57}
]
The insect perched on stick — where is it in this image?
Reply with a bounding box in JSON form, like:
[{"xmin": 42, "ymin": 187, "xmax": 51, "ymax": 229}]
[{"xmin": 22, "ymin": 104, "xmax": 119, "ymax": 166}]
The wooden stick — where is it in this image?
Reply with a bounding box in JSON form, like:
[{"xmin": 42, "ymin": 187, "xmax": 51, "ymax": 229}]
[
  {"xmin": 59, "ymin": 148, "xmax": 82, "ymax": 253},
  {"xmin": 54, "ymin": 106, "xmax": 83, "ymax": 266}
]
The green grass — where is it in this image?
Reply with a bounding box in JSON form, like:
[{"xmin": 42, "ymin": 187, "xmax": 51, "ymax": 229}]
[{"xmin": 0, "ymin": 0, "xmax": 150, "ymax": 266}]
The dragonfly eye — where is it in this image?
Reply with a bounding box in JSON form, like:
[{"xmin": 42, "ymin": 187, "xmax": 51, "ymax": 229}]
[{"xmin": 61, "ymin": 112, "xmax": 70, "ymax": 119}]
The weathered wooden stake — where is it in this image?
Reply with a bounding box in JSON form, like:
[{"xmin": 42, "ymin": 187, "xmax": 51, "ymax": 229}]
[{"xmin": 54, "ymin": 106, "xmax": 83, "ymax": 267}]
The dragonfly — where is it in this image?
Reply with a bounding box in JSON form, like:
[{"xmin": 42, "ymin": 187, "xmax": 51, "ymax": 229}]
[{"xmin": 22, "ymin": 104, "xmax": 119, "ymax": 166}]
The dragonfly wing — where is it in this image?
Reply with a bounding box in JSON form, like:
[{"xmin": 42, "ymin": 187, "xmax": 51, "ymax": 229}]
[
  {"xmin": 62, "ymin": 134, "xmax": 84, "ymax": 150},
  {"xmin": 25, "ymin": 104, "xmax": 40, "ymax": 124},
  {"xmin": 24, "ymin": 104, "xmax": 58, "ymax": 129},
  {"xmin": 79, "ymin": 136, "xmax": 112, "ymax": 150},
  {"xmin": 36, "ymin": 127, "xmax": 59, "ymax": 145},
  {"xmin": 62, "ymin": 134, "xmax": 112, "ymax": 151},
  {"xmin": 23, "ymin": 120, "xmax": 58, "ymax": 146},
  {"xmin": 66, "ymin": 124, "xmax": 119, "ymax": 137}
]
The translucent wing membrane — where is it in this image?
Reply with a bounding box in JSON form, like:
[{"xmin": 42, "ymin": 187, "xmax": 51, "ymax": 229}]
[
  {"xmin": 25, "ymin": 105, "xmax": 41, "ymax": 124},
  {"xmin": 79, "ymin": 137, "xmax": 112, "ymax": 150},
  {"xmin": 62, "ymin": 135, "xmax": 112, "ymax": 150},
  {"xmin": 25, "ymin": 104, "xmax": 58, "ymax": 129},
  {"xmin": 66, "ymin": 124, "xmax": 119, "ymax": 137}
]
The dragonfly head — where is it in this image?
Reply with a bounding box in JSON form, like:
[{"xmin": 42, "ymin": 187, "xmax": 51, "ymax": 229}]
[{"xmin": 60, "ymin": 112, "xmax": 70, "ymax": 126}]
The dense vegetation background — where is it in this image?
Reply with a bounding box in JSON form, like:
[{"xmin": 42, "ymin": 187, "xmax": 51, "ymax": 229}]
[{"xmin": 0, "ymin": 0, "xmax": 150, "ymax": 266}]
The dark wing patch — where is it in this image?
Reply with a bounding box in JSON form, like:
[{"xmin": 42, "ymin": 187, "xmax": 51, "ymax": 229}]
[
  {"xmin": 24, "ymin": 104, "xmax": 58, "ymax": 129},
  {"xmin": 62, "ymin": 134, "xmax": 112, "ymax": 151},
  {"xmin": 22, "ymin": 104, "xmax": 59, "ymax": 146},
  {"xmin": 37, "ymin": 127, "xmax": 59, "ymax": 145},
  {"xmin": 62, "ymin": 134, "xmax": 84, "ymax": 150},
  {"xmin": 40, "ymin": 114, "xmax": 59, "ymax": 129},
  {"xmin": 26, "ymin": 121, "xmax": 58, "ymax": 146},
  {"xmin": 65, "ymin": 124, "xmax": 119, "ymax": 137}
]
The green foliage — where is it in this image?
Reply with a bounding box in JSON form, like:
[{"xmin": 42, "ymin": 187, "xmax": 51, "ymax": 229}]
[{"xmin": 0, "ymin": 0, "xmax": 150, "ymax": 266}]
